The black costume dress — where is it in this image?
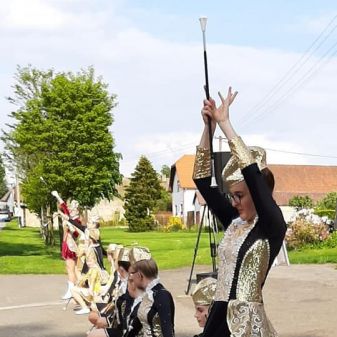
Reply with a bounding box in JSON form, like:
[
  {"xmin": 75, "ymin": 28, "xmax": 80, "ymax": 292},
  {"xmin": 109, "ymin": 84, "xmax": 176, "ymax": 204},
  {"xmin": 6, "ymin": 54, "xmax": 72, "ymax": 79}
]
[
  {"xmin": 104, "ymin": 280, "xmax": 133, "ymax": 337},
  {"xmin": 128, "ymin": 280, "xmax": 175, "ymax": 337},
  {"xmin": 193, "ymin": 136, "xmax": 287, "ymax": 337}
]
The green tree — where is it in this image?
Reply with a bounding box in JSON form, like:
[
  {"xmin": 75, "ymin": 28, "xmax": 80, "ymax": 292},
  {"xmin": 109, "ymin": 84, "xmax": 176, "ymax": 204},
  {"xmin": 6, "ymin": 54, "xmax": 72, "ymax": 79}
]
[
  {"xmin": 0, "ymin": 155, "xmax": 8, "ymax": 198},
  {"xmin": 155, "ymin": 187, "xmax": 172, "ymax": 211},
  {"xmin": 160, "ymin": 164, "xmax": 171, "ymax": 178},
  {"xmin": 3, "ymin": 65, "xmax": 122, "ymax": 214},
  {"xmin": 288, "ymin": 195, "xmax": 314, "ymax": 209},
  {"xmin": 124, "ymin": 156, "xmax": 162, "ymax": 232},
  {"xmin": 314, "ymin": 192, "xmax": 337, "ymax": 220}
]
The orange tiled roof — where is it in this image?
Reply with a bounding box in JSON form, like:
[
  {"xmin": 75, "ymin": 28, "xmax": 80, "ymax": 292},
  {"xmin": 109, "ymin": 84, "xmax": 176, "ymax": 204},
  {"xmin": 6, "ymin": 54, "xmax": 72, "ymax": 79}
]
[
  {"xmin": 175, "ymin": 155, "xmax": 196, "ymax": 189},
  {"xmin": 172, "ymin": 155, "xmax": 337, "ymax": 205},
  {"xmin": 269, "ymin": 164, "xmax": 337, "ymax": 205}
]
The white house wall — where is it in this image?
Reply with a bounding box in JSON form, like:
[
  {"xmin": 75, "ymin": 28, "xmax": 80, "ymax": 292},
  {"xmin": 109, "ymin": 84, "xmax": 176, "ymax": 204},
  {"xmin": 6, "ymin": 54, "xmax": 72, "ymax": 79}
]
[{"xmin": 171, "ymin": 173, "xmax": 199, "ymax": 223}]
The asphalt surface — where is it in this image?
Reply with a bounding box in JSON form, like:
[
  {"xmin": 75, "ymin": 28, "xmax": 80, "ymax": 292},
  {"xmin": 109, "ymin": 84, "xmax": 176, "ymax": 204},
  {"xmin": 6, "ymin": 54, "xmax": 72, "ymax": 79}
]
[{"xmin": 0, "ymin": 264, "xmax": 337, "ymax": 337}]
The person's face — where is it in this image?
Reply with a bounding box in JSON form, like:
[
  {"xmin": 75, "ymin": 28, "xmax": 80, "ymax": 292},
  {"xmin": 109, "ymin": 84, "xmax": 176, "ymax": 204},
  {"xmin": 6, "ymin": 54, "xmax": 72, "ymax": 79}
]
[
  {"xmin": 194, "ymin": 305, "xmax": 209, "ymax": 327},
  {"xmin": 118, "ymin": 265, "xmax": 128, "ymax": 280},
  {"xmin": 228, "ymin": 181, "xmax": 256, "ymax": 222},
  {"xmin": 129, "ymin": 266, "xmax": 145, "ymax": 290},
  {"xmin": 127, "ymin": 270, "xmax": 140, "ymax": 298}
]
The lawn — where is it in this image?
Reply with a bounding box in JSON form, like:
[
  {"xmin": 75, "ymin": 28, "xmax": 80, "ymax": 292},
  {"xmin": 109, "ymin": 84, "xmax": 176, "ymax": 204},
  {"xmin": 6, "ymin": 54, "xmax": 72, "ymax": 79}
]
[
  {"xmin": 0, "ymin": 220, "xmax": 336, "ymax": 274},
  {"xmin": 0, "ymin": 220, "xmax": 221, "ymax": 274}
]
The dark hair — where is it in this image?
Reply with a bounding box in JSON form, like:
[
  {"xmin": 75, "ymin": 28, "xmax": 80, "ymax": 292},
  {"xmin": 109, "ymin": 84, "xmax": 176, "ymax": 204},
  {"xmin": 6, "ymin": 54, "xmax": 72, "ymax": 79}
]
[
  {"xmin": 134, "ymin": 258, "xmax": 158, "ymax": 279},
  {"xmin": 118, "ymin": 261, "xmax": 131, "ymax": 272},
  {"xmin": 261, "ymin": 167, "xmax": 275, "ymax": 192}
]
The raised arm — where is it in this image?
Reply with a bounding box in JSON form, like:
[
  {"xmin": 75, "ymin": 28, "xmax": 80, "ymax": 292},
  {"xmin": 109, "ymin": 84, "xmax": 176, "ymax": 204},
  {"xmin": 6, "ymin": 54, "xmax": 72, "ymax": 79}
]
[
  {"xmin": 193, "ymin": 92, "xmax": 238, "ymax": 228},
  {"xmin": 205, "ymin": 86, "xmax": 286, "ymax": 238}
]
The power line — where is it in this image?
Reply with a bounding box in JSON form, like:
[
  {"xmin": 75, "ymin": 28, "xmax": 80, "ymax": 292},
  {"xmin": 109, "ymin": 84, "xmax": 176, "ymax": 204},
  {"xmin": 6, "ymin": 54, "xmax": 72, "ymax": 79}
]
[
  {"xmin": 239, "ymin": 13, "xmax": 337, "ymax": 128},
  {"xmin": 241, "ymin": 37, "xmax": 337, "ymax": 127},
  {"xmin": 265, "ymin": 147, "xmax": 337, "ymax": 159},
  {"xmin": 246, "ymin": 14, "xmax": 337, "ymax": 116}
]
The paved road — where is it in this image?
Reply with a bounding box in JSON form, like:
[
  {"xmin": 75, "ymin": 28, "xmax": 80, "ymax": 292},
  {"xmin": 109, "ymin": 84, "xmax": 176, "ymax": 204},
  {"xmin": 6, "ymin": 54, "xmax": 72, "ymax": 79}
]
[{"xmin": 0, "ymin": 264, "xmax": 336, "ymax": 337}]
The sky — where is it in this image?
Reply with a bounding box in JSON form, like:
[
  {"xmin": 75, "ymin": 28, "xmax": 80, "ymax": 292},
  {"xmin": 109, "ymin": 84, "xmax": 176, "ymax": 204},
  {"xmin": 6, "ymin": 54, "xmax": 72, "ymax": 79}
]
[{"xmin": 1, "ymin": 0, "xmax": 337, "ymax": 176}]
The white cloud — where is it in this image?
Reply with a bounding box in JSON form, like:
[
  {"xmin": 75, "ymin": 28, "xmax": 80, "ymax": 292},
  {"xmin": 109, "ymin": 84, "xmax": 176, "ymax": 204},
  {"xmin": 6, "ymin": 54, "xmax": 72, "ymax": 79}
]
[
  {"xmin": 1, "ymin": 0, "xmax": 69, "ymax": 30},
  {"xmin": 1, "ymin": 1, "xmax": 337, "ymax": 178}
]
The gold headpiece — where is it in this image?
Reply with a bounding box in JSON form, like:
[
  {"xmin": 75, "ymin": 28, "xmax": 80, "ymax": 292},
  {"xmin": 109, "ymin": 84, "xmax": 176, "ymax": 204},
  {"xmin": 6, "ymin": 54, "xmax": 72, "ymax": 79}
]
[
  {"xmin": 118, "ymin": 247, "xmax": 131, "ymax": 262},
  {"xmin": 107, "ymin": 243, "xmax": 118, "ymax": 255},
  {"xmin": 192, "ymin": 277, "xmax": 217, "ymax": 306},
  {"xmin": 222, "ymin": 146, "xmax": 266, "ymax": 187},
  {"xmin": 129, "ymin": 247, "xmax": 151, "ymax": 264},
  {"xmin": 113, "ymin": 245, "xmax": 123, "ymax": 261}
]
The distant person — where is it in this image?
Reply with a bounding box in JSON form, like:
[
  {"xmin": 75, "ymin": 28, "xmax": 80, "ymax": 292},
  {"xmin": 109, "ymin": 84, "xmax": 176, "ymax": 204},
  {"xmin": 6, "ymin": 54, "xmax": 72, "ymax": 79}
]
[{"xmin": 51, "ymin": 190, "xmax": 85, "ymax": 300}]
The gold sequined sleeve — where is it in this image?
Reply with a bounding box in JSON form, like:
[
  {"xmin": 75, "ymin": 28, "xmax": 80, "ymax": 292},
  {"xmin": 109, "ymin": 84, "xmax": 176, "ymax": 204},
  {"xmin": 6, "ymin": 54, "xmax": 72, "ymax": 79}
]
[
  {"xmin": 228, "ymin": 136, "xmax": 254, "ymax": 170},
  {"xmin": 193, "ymin": 146, "xmax": 211, "ymax": 179}
]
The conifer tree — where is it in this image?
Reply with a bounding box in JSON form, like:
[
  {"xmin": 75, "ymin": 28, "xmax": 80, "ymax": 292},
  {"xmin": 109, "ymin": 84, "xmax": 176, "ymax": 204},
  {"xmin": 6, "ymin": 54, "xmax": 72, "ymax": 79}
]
[{"xmin": 124, "ymin": 156, "xmax": 161, "ymax": 232}]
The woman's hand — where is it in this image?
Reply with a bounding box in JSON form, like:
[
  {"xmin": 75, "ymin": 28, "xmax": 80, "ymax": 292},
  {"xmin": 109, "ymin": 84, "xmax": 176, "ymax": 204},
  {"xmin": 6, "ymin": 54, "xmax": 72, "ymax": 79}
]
[
  {"xmin": 214, "ymin": 86, "xmax": 238, "ymax": 123},
  {"xmin": 201, "ymin": 97, "xmax": 217, "ymax": 132}
]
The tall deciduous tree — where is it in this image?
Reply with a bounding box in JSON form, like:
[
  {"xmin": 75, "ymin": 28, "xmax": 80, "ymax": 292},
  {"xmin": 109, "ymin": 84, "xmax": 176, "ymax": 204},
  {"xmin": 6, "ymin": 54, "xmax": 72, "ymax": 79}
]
[
  {"xmin": 2, "ymin": 65, "xmax": 122, "ymax": 214},
  {"xmin": 124, "ymin": 156, "xmax": 161, "ymax": 232}
]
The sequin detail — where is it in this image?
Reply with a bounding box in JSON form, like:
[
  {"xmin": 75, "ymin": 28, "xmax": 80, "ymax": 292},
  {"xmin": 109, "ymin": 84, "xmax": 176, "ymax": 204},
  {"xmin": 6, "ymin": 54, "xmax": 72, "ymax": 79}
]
[
  {"xmin": 228, "ymin": 136, "xmax": 254, "ymax": 170},
  {"xmin": 137, "ymin": 293, "xmax": 153, "ymax": 337},
  {"xmin": 152, "ymin": 313, "xmax": 163, "ymax": 337},
  {"xmin": 223, "ymin": 137, "xmax": 266, "ymax": 186},
  {"xmin": 227, "ymin": 300, "xmax": 278, "ymax": 337},
  {"xmin": 193, "ymin": 146, "xmax": 211, "ymax": 179},
  {"xmin": 236, "ymin": 240, "xmax": 270, "ymax": 303},
  {"xmin": 215, "ymin": 217, "xmax": 257, "ymax": 302}
]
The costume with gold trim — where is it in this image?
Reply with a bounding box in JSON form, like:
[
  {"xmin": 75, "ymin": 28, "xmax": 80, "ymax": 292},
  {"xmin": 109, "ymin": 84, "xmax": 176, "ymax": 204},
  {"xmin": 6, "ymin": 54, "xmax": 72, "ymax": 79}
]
[
  {"xmin": 128, "ymin": 280, "xmax": 175, "ymax": 337},
  {"xmin": 193, "ymin": 136, "xmax": 286, "ymax": 337}
]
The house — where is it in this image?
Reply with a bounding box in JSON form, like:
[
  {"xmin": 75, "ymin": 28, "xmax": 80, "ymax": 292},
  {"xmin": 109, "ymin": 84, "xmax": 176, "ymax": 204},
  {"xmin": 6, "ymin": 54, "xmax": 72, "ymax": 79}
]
[
  {"xmin": 169, "ymin": 155, "xmax": 196, "ymax": 225},
  {"xmin": 170, "ymin": 154, "xmax": 337, "ymax": 224}
]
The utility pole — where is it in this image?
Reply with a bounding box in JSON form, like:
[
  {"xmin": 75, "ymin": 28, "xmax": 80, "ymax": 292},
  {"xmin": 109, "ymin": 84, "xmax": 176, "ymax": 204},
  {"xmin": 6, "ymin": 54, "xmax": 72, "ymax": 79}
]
[{"xmin": 214, "ymin": 135, "xmax": 224, "ymax": 152}]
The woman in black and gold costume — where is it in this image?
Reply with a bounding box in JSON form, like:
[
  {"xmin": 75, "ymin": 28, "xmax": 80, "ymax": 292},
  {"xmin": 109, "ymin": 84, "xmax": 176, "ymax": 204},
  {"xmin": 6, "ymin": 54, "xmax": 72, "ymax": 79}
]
[{"xmin": 193, "ymin": 87, "xmax": 287, "ymax": 337}]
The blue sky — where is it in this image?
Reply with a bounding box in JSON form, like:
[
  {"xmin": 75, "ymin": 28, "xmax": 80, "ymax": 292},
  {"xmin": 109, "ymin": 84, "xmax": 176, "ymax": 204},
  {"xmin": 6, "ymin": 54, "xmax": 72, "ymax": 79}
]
[{"xmin": 1, "ymin": 0, "xmax": 337, "ymax": 176}]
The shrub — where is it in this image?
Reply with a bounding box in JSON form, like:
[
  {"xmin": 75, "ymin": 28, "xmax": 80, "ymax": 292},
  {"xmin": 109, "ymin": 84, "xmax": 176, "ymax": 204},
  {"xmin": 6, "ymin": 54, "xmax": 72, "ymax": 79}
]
[
  {"xmin": 286, "ymin": 209, "xmax": 330, "ymax": 250},
  {"xmin": 163, "ymin": 216, "xmax": 183, "ymax": 232},
  {"xmin": 314, "ymin": 192, "xmax": 337, "ymax": 220},
  {"xmin": 289, "ymin": 195, "xmax": 314, "ymax": 209}
]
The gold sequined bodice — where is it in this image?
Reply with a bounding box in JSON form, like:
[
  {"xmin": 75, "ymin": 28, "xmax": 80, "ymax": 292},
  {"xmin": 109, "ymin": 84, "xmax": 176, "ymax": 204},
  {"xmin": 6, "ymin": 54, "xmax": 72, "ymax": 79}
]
[{"xmin": 215, "ymin": 217, "xmax": 270, "ymax": 303}]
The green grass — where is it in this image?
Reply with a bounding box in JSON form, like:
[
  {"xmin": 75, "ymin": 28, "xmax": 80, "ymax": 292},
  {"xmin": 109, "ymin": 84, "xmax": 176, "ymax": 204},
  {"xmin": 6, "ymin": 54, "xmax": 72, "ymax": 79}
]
[
  {"xmin": 0, "ymin": 220, "xmax": 221, "ymax": 274},
  {"xmin": 288, "ymin": 247, "xmax": 337, "ymax": 264},
  {"xmin": 1, "ymin": 220, "xmax": 336, "ymax": 274}
]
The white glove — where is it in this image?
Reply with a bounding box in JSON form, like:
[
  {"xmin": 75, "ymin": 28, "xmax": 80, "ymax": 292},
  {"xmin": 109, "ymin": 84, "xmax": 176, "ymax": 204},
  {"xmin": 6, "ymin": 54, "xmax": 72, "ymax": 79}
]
[{"xmin": 51, "ymin": 190, "xmax": 59, "ymax": 198}]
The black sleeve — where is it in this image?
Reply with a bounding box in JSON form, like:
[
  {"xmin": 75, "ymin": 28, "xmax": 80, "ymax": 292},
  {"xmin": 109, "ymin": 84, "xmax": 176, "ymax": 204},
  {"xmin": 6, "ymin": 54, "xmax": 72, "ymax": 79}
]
[
  {"xmin": 154, "ymin": 290, "xmax": 175, "ymax": 337},
  {"xmin": 194, "ymin": 176, "xmax": 238, "ymax": 230},
  {"xmin": 242, "ymin": 163, "xmax": 287, "ymax": 240}
]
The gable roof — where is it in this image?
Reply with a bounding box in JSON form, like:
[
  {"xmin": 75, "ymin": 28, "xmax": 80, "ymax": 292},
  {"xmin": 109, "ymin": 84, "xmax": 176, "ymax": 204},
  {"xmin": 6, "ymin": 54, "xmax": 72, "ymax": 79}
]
[
  {"xmin": 169, "ymin": 154, "xmax": 337, "ymax": 205},
  {"xmin": 169, "ymin": 155, "xmax": 196, "ymax": 190}
]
